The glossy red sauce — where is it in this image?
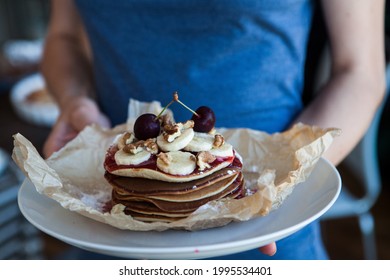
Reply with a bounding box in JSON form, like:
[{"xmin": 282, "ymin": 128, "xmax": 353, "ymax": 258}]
[{"xmin": 104, "ymin": 146, "xmax": 158, "ymax": 171}]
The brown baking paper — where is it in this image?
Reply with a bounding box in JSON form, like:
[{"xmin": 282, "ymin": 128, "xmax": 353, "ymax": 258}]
[{"xmin": 12, "ymin": 99, "xmax": 340, "ymax": 231}]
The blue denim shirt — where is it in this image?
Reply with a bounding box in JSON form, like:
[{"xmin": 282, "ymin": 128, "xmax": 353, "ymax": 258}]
[{"xmin": 75, "ymin": 0, "xmax": 313, "ymax": 133}]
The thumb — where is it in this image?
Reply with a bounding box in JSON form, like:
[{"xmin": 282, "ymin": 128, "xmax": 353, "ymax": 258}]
[{"xmin": 71, "ymin": 102, "xmax": 111, "ymax": 131}]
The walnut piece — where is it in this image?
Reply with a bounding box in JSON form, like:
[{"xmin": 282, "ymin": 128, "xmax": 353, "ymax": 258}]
[
  {"xmin": 123, "ymin": 143, "xmax": 143, "ymax": 154},
  {"xmin": 143, "ymin": 138, "xmax": 158, "ymax": 154},
  {"xmin": 122, "ymin": 138, "xmax": 158, "ymax": 155},
  {"xmin": 157, "ymin": 152, "xmax": 171, "ymax": 166},
  {"xmin": 196, "ymin": 151, "xmax": 216, "ymax": 171},
  {"xmin": 117, "ymin": 132, "xmax": 136, "ymax": 150},
  {"xmin": 163, "ymin": 123, "xmax": 181, "ymax": 142},
  {"xmin": 182, "ymin": 120, "xmax": 194, "ymax": 129},
  {"xmin": 213, "ymin": 134, "xmax": 225, "ymax": 148},
  {"xmin": 161, "ymin": 120, "xmax": 194, "ymax": 143}
]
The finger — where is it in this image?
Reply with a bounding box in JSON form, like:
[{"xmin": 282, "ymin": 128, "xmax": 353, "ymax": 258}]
[{"xmin": 258, "ymin": 242, "xmax": 277, "ymax": 256}]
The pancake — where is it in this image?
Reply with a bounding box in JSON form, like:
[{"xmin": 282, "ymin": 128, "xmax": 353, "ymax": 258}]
[
  {"xmin": 121, "ymin": 201, "xmax": 195, "ymax": 216},
  {"xmin": 113, "ymin": 174, "xmax": 238, "ymax": 202},
  {"xmin": 113, "ymin": 173, "xmax": 242, "ymax": 209},
  {"xmin": 122, "ymin": 177, "xmax": 246, "ymax": 223},
  {"xmin": 111, "ymin": 173, "xmax": 244, "ymax": 220},
  {"xmin": 104, "ymin": 120, "xmax": 246, "ymax": 223},
  {"xmin": 105, "ymin": 166, "xmax": 241, "ymax": 196}
]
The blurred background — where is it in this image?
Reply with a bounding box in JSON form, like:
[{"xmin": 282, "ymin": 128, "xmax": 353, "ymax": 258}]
[{"xmin": 0, "ymin": 0, "xmax": 389, "ymax": 260}]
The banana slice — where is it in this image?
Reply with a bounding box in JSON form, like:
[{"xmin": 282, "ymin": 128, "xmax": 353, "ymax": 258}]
[
  {"xmin": 157, "ymin": 151, "xmax": 196, "ymax": 175},
  {"xmin": 209, "ymin": 143, "xmax": 234, "ymax": 158},
  {"xmin": 183, "ymin": 132, "xmax": 214, "ymax": 152},
  {"xmin": 157, "ymin": 128, "xmax": 194, "ymax": 152},
  {"xmin": 115, "ymin": 149, "xmax": 151, "ymax": 166}
]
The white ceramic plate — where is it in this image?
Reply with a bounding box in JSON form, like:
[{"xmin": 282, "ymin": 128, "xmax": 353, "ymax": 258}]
[{"xmin": 18, "ymin": 158, "xmax": 341, "ymax": 260}]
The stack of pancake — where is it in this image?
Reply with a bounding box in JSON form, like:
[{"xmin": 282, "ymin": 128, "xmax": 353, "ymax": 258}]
[
  {"xmin": 104, "ymin": 118, "xmax": 245, "ymax": 222},
  {"xmin": 105, "ymin": 165, "xmax": 244, "ymax": 222}
]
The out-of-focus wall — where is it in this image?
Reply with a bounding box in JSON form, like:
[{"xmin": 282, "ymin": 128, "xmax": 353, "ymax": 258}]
[{"xmin": 0, "ymin": 0, "xmax": 49, "ymax": 44}]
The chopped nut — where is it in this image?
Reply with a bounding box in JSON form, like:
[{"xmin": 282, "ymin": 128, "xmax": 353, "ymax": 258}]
[
  {"xmin": 126, "ymin": 132, "xmax": 136, "ymax": 144},
  {"xmin": 162, "ymin": 123, "xmax": 181, "ymax": 142},
  {"xmin": 144, "ymin": 138, "xmax": 158, "ymax": 154},
  {"xmin": 117, "ymin": 132, "xmax": 136, "ymax": 150},
  {"xmin": 213, "ymin": 134, "xmax": 225, "ymax": 148},
  {"xmin": 157, "ymin": 152, "xmax": 171, "ymax": 165},
  {"xmin": 123, "ymin": 142, "xmax": 143, "ymax": 154},
  {"xmin": 161, "ymin": 120, "xmax": 194, "ymax": 143},
  {"xmin": 196, "ymin": 151, "xmax": 216, "ymax": 171},
  {"xmin": 182, "ymin": 120, "xmax": 194, "ymax": 129},
  {"xmin": 163, "ymin": 123, "xmax": 180, "ymax": 134},
  {"xmin": 122, "ymin": 138, "xmax": 159, "ymax": 155}
]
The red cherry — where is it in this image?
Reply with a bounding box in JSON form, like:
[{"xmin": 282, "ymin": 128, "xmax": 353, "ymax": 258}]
[
  {"xmin": 191, "ymin": 106, "xmax": 216, "ymax": 132},
  {"xmin": 133, "ymin": 113, "xmax": 160, "ymax": 140}
]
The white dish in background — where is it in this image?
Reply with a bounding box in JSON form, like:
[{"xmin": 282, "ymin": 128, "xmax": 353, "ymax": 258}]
[
  {"xmin": 18, "ymin": 158, "xmax": 341, "ymax": 260},
  {"xmin": 10, "ymin": 73, "xmax": 59, "ymax": 127}
]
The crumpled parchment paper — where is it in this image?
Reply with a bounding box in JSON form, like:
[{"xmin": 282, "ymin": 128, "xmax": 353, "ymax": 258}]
[{"xmin": 12, "ymin": 99, "xmax": 340, "ymax": 231}]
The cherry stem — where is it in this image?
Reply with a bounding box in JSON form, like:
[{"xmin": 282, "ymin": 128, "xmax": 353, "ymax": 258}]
[
  {"xmin": 173, "ymin": 91, "xmax": 200, "ymax": 117},
  {"xmin": 155, "ymin": 100, "xmax": 175, "ymax": 120},
  {"xmin": 155, "ymin": 91, "xmax": 200, "ymax": 120}
]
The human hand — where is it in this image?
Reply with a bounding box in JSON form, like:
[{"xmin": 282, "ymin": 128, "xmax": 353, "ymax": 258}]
[
  {"xmin": 258, "ymin": 242, "xmax": 277, "ymax": 256},
  {"xmin": 43, "ymin": 96, "xmax": 111, "ymax": 158}
]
